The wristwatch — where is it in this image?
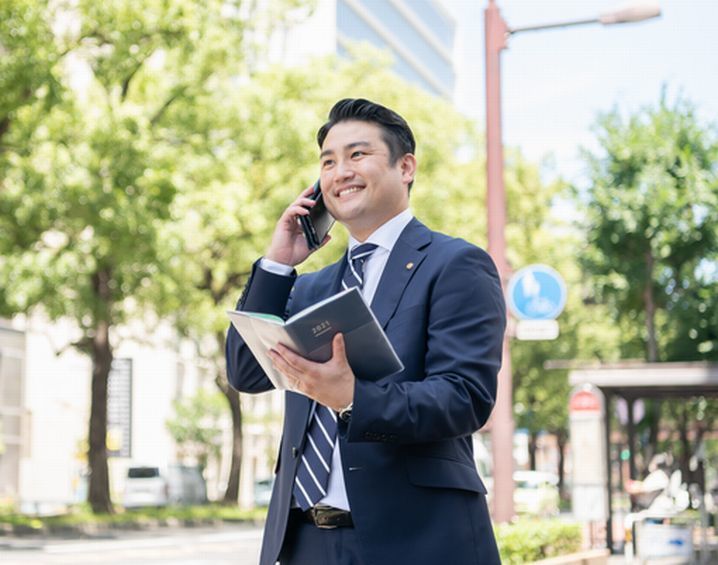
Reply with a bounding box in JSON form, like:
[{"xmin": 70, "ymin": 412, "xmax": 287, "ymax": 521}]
[{"xmin": 338, "ymin": 402, "xmax": 353, "ymax": 423}]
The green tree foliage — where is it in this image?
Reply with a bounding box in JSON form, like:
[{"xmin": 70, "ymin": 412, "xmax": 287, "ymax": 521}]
[
  {"xmin": 578, "ymin": 93, "xmax": 718, "ymax": 480},
  {"xmin": 0, "ymin": 0, "xmax": 61, "ymax": 150},
  {"xmin": 580, "ymin": 93, "xmax": 718, "ymax": 362},
  {"xmin": 0, "ymin": 0, "xmax": 307, "ymax": 513},
  {"xmin": 166, "ymin": 389, "xmax": 226, "ymax": 472}
]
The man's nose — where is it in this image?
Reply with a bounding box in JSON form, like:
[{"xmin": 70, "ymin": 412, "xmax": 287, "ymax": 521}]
[{"xmin": 335, "ymin": 159, "xmax": 355, "ymax": 180}]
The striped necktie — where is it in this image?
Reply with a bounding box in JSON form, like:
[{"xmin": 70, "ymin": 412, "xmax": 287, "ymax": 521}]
[
  {"xmin": 292, "ymin": 243, "xmax": 378, "ymax": 510},
  {"xmin": 293, "ymin": 404, "xmax": 337, "ymax": 510},
  {"xmin": 342, "ymin": 243, "xmax": 378, "ymax": 291}
]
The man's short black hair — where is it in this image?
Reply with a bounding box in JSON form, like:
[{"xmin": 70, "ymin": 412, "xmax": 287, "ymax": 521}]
[{"xmin": 317, "ymin": 98, "xmax": 416, "ymax": 165}]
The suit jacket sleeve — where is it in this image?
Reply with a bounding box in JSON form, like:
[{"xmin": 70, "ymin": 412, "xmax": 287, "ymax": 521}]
[
  {"xmin": 225, "ymin": 260, "xmax": 296, "ymax": 394},
  {"xmin": 348, "ymin": 243, "xmax": 506, "ymax": 444}
]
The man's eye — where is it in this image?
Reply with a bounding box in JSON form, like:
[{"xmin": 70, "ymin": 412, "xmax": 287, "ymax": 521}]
[
  {"xmin": 351, "ymin": 151, "xmax": 365, "ymax": 158},
  {"xmin": 322, "ymin": 159, "xmax": 334, "ymax": 168}
]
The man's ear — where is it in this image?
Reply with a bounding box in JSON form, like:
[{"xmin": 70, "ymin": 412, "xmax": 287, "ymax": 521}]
[{"xmin": 400, "ymin": 153, "xmax": 417, "ymax": 185}]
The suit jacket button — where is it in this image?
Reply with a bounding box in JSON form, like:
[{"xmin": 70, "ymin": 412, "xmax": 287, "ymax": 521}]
[{"xmin": 292, "ymin": 447, "xmax": 298, "ymax": 458}]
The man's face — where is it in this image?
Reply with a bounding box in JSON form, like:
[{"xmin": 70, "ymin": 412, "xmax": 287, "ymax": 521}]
[{"xmin": 319, "ymin": 120, "xmax": 415, "ymax": 241}]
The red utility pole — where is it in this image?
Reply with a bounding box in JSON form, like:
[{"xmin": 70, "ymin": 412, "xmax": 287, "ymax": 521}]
[{"xmin": 484, "ymin": 0, "xmax": 514, "ymax": 523}]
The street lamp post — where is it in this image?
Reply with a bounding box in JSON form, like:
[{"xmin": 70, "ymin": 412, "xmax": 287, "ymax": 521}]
[{"xmin": 484, "ymin": 0, "xmax": 661, "ymax": 529}]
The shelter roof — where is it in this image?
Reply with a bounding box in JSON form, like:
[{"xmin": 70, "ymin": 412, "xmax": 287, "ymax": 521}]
[{"xmin": 568, "ymin": 361, "xmax": 718, "ymax": 399}]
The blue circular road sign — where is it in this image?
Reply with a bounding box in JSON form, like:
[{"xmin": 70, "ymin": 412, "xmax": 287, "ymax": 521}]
[{"xmin": 507, "ymin": 264, "xmax": 567, "ymax": 320}]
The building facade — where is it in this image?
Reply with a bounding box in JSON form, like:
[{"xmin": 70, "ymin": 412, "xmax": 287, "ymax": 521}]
[
  {"xmin": 268, "ymin": 0, "xmax": 457, "ymax": 98},
  {"xmin": 337, "ymin": 0, "xmax": 455, "ymax": 97}
]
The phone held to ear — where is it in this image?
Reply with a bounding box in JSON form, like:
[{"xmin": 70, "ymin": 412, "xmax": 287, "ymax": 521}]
[{"xmin": 298, "ymin": 179, "xmax": 335, "ymax": 250}]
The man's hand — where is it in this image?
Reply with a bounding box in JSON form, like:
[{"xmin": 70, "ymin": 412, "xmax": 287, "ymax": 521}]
[
  {"xmin": 265, "ymin": 185, "xmax": 330, "ymax": 267},
  {"xmin": 269, "ymin": 333, "xmax": 355, "ymax": 411}
]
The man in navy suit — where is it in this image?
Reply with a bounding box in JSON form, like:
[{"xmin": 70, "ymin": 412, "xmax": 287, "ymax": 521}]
[{"xmin": 226, "ymin": 99, "xmax": 506, "ymax": 565}]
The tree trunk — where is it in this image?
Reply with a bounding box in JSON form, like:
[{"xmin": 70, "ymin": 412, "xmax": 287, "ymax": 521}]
[
  {"xmin": 677, "ymin": 405, "xmax": 691, "ymax": 488},
  {"xmin": 691, "ymin": 424, "xmax": 707, "ymax": 492},
  {"xmin": 528, "ymin": 431, "xmax": 537, "ymax": 471},
  {"xmin": 641, "ymin": 250, "xmax": 659, "ymax": 477},
  {"xmin": 87, "ymin": 325, "xmax": 114, "ymax": 513},
  {"xmin": 0, "ymin": 116, "xmax": 10, "ymax": 146},
  {"xmin": 215, "ymin": 362, "xmax": 242, "ymax": 505},
  {"xmin": 643, "ymin": 250, "xmax": 658, "ymax": 362},
  {"xmin": 87, "ymin": 269, "xmax": 114, "ymax": 514},
  {"xmin": 644, "ymin": 400, "xmax": 661, "ymax": 477},
  {"xmin": 555, "ymin": 430, "xmax": 568, "ymax": 501}
]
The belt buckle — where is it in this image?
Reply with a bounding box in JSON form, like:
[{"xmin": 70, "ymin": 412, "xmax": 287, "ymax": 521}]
[{"xmin": 311, "ymin": 506, "xmax": 338, "ymax": 529}]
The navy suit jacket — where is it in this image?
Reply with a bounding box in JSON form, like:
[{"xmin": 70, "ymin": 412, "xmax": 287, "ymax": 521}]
[{"xmin": 226, "ymin": 219, "xmax": 506, "ymax": 565}]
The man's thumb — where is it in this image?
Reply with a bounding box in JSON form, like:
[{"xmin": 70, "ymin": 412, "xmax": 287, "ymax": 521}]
[{"xmin": 332, "ymin": 332, "xmax": 347, "ymax": 360}]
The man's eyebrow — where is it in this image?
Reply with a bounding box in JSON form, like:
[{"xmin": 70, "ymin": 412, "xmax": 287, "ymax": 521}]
[{"xmin": 320, "ymin": 141, "xmax": 371, "ymax": 159}]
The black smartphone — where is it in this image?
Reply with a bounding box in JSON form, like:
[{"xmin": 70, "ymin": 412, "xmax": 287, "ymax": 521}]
[{"xmin": 298, "ymin": 179, "xmax": 335, "ymax": 250}]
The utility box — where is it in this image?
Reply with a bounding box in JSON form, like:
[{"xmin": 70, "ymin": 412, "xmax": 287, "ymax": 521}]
[{"xmin": 626, "ymin": 514, "xmax": 694, "ymax": 563}]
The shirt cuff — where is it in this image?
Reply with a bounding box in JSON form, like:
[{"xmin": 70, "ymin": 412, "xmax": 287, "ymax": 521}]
[{"xmin": 260, "ymin": 257, "xmax": 294, "ymax": 277}]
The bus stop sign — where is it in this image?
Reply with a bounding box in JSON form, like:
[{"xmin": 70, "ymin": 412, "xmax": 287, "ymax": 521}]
[{"xmin": 507, "ymin": 264, "xmax": 567, "ymax": 320}]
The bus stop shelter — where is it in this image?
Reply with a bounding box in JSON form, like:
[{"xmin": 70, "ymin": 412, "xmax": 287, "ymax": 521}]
[{"xmin": 568, "ymin": 361, "xmax": 718, "ymax": 551}]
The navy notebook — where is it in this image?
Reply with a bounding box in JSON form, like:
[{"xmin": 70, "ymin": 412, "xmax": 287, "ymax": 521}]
[{"xmin": 227, "ymin": 287, "xmax": 403, "ymax": 391}]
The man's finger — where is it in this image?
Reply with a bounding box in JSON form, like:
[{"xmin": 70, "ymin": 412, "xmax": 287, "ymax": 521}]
[
  {"xmin": 286, "ymin": 204, "xmax": 311, "ymax": 219},
  {"xmin": 301, "ymin": 184, "xmax": 317, "ymax": 197},
  {"xmin": 294, "ymin": 195, "xmax": 317, "ymax": 207},
  {"xmin": 269, "ymin": 349, "xmax": 300, "ymax": 378},
  {"xmin": 331, "ymin": 333, "xmax": 347, "ymax": 362},
  {"xmin": 274, "ymin": 344, "xmax": 313, "ymax": 373}
]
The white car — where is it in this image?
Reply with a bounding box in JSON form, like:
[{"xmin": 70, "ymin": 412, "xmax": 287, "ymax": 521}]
[
  {"xmin": 254, "ymin": 478, "xmax": 274, "ymax": 507},
  {"xmin": 513, "ymin": 470, "xmax": 560, "ymax": 516},
  {"xmin": 123, "ymin": 464, "xmax": 207, "ymax": 508}
]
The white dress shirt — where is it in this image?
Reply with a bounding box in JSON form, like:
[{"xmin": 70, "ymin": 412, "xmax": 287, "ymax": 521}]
[{"xmin": 260, "ymin": 208, "xmax": 414, "ymax": 510}]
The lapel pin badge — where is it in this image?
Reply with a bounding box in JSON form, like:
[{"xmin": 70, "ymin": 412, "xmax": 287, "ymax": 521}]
[{"xmin": 406, "ymin": 262, "xmax": 414, "ymax": 270}]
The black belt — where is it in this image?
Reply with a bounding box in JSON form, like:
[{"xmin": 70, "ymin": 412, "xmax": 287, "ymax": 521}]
[{"xmin": 292, "ymin": 505, "xmax": 354, "ymax": 529}]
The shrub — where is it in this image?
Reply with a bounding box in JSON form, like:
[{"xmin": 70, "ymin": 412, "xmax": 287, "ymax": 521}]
[
  {"xmin": 0, "ymin": 503, "xmax": 267, "ymax": 534},
  {"xmin": 495, "ymin": 518, "xmax": 582, "ymax": 564}
]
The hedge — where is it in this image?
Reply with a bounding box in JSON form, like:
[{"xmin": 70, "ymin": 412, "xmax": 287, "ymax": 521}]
[{"xmin": 495, "ymin": 518, "xmax": 583, "ymax": 564}]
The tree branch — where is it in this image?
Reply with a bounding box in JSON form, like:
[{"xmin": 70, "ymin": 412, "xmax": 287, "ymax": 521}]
[
  {"xmin": 121, "ymin": 56, "xmax": 148, "ymax": 101},
  {"xmin": 0, "ymin": 116, "xmax": 10, "ymax": 141},
  {"xmin": 150, "ymin": 85, "xmax": 188, "ymax": 126},
  {"xmin": 219, "ymin": 272, "xmax": 249, "ymax": 303}
]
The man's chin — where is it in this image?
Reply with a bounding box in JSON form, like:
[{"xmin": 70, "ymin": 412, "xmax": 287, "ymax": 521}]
[{"xmin": 331, "ymin": 204, "xmax": 363, "ymax": 224}]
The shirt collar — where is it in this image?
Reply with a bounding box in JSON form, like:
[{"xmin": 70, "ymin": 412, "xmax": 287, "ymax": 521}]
[{"xmin": 348, "ymin": 208, "xmax": 414, "ymax": 254}]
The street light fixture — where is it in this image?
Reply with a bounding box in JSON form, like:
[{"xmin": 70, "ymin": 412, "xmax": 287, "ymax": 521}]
[
  {"xmin": 484, "ymin": 0, "xmax": 661, "ymax": 532},
  {"xmin": 509, "ymin": 2, "xmax": 661, "ymax": 34}
]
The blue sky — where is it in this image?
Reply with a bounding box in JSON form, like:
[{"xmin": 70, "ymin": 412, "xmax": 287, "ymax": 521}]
[{"xmin": 447, "ymin": 0, "xmax": 718, "ymax": 185}]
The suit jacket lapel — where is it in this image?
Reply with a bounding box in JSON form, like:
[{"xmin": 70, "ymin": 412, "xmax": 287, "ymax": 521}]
[
  {"xmin": 320, "ymin": 259, "xmax": 347, "ymax": 296},
  {"xmin": 371, "ymin": 218, "xmax": 431, "ymax": 328},
  {"xmin": 285, "ymin": 391, "xmax": 313, "ymax": 444},
  {"xmin": 330, "ymin": 254, "xmax": 346, "ymax": 294},
  {"xmin": 299, "ymin": 257, "xmax": 345, "ymax": 306}
]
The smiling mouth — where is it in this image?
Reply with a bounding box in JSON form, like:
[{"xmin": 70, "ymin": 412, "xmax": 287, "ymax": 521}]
[{"xmin": 337, "ymin": 186, "xmax": 363, "ymax": 198}]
